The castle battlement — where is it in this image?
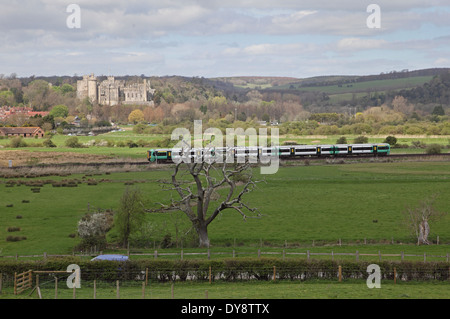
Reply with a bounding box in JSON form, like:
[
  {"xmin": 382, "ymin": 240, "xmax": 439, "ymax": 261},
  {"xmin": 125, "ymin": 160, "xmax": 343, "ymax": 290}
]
[{"xmin": 77, "ymin": 74, "xmax": 154, "ymax": 106}]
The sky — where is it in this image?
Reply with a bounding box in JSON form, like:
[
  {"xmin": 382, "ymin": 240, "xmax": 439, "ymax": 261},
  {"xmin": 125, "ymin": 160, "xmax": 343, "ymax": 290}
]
[{"xmin": 1, "ymin": 0, "xmax": 450, "ymax": 79}]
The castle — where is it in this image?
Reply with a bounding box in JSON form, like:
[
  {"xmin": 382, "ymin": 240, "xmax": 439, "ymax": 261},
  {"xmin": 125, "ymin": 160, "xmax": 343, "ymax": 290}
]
[{"xmin": 76, "ymin": 74, "xmax": 155, "ymax": 106}]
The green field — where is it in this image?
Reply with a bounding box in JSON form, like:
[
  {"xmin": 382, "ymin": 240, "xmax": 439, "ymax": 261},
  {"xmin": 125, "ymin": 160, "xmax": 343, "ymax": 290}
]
[
  {"xmin": 0, "ymin": 280, "xmax": 448, "ymax": 299},
  {"xmin": 1, "ymin": 160, "xmax": 450, "ymax": 257},
  {"xmin": 273, "ymin": 76, "xmax": 434, "ymax": 95}
]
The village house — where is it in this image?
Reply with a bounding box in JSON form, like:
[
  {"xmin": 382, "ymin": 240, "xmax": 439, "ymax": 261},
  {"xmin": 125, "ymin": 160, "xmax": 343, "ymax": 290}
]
[
  {"xmin": 0, "ymin": 127, "xmax": 45, "ymax": 138},
  {"xmin": 0, "ymin": 106, "xmax": 49, "ymax": 121}
]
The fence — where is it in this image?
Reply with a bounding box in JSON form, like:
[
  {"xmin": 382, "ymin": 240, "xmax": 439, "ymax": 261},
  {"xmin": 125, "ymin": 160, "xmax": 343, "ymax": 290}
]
[
  {"xmin": 14, "ymin": 270, "xmax": 32, "ymax": 295},
  {"xmin": 2, "ymin": 249, "xmax": 450, "ymax": 262},
  {"xmin": 1, "ymin": 264, "xmax": 449, "ymax": 299}
]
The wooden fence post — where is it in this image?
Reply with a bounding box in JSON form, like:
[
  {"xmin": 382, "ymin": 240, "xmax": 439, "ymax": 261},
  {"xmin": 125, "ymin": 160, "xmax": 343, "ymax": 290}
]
[
  {"xmin": 209, "ymin": 266, "xmax": 212, "ymax": 284},
  {"xmin": 273, "ymin": 266, "xmax": 276, "ymax": 281},
  {"xmin": 54, "ymin": 277, "xmax": 58, "ymax": 299},
  {"xmin": 116, "ymin": 280, "xmax": 120, "ymax": 299},
  {"xmin": 145, "ymin": 268, "xmax": 149, "ymax": 286},
  {"xmin": 394, "ymin": 267, "xmax": 397, "ymax": 285},
  {"xmin": 338, "ymin": 266, "xmax": 342, "ymax": 282}
]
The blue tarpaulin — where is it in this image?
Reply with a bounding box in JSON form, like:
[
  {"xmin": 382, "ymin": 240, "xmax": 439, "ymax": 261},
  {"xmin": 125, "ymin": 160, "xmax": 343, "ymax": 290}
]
[{"xmin": 91, "ymin": 254, "xmax": 129, "ymax": 261}]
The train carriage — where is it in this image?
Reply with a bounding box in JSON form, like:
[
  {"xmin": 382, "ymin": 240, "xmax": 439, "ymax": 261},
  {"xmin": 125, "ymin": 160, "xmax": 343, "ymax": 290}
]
[{"xmin": 147, "ymin": 143, "xmax": 390, "ymax": 163}]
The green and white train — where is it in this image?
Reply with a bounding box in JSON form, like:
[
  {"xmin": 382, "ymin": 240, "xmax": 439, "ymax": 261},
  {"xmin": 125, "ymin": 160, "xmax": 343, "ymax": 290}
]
[{"xmin": 147, "ymin": 143, "xmax": 390, "ymax": 163}]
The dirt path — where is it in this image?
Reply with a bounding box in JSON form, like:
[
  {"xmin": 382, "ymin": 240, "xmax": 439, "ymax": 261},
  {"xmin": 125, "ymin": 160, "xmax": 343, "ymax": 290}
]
[{"xmin": 0, "ymin": 150, "xmax": 115, "ymax": 167}]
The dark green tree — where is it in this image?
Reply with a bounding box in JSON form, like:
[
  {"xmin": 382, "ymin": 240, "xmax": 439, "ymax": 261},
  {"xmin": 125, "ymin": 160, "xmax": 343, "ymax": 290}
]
[{"xmin": 115, "ymin": 187, "xmax": 146, "ymax": 248}]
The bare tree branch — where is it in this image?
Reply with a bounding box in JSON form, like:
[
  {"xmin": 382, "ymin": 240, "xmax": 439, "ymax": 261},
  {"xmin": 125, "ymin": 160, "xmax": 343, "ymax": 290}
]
[{"xmin": 158, "ymin": 158, "xmax": 263, "ymax": 247}]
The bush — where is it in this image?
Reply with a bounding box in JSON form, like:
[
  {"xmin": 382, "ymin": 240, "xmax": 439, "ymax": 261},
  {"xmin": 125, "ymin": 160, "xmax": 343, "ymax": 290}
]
[
  {"xmin": 0, "ymin": 259, "xmax": 448, "ymax": 283},
  {"xmin": 353, "ymin": 136, "xmax": 368, "ymax": 144},
  {"xmin": 336, "ymin": 136, "xmax": 347, "ymax": 144},
  {"xmin": 9, "ymin": 137, "xmax": 27, "ymax": 148},
  {"xmin": 383, "ymin": 136, "xmax": 397, "ymax": 146},
  {"xmin": 411, "ymin": 140, "xmax": 426, "ymax": 148},
  {"xmin": 426, "ymin": 144, "xmax": 442, "ymax": 155},
  {"xmin": 126, "ymin": 140, "xmax": 138, "ymax": 148},
  {"xmin": 65, "ymin": 137, "xmax": 82, "ymax": 148},
  {"xmin": 6, "ymin": 235, "xmax": 26, "ymax": 242},
  {"xmin": 43, "ymin": 138, "xmax": 57, "ymax": 148}
]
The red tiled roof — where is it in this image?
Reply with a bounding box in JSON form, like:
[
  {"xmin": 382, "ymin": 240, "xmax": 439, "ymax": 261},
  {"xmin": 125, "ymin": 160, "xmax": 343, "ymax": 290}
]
[{"xmin": 0, "ymin": 127, "xmax": 43, "ymax": 134}]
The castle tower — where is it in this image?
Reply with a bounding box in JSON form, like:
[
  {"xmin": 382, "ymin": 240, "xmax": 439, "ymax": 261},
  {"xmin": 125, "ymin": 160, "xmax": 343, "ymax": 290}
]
[{"xmin": 87, "ymin": 74, "xmax": 98, "ymax": 103}]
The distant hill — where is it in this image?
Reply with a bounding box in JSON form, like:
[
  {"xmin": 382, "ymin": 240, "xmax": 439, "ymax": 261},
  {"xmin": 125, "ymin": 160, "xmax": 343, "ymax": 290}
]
[
  {"xmin": 213, "ymin": 68, "xmax": 450, "ymax": 90},
  {"xmin": 208, "ymin": 68, "xmax": 450, "ymax": 109}
]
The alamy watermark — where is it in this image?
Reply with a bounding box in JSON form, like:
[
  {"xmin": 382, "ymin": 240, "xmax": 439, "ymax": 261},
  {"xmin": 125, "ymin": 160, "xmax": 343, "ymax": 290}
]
[
  {"xmin": 66, "ymin": 264, "xmax": 81, "ymax": 289},
  {"xmin": 367, "ymin": 4, "xmax": 381, "ymax": 29},
  {"xmin": 66, "ymin": 4, "xmax": 81, "ymax": 29},
  {"xmin": 170, "ymin": 120, "xmax": 280, "ymax": 174},
  {"xmin": 366, "ymin": 264, "xmax": 381, "ymax": 289}
]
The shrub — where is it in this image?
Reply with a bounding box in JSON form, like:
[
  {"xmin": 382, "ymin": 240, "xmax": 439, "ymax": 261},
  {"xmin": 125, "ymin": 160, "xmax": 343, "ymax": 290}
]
[
  {"xmin": 353, "ymin": 136, "xmax": 368, "ymax": 144},
  {"xmin": 65, "ymin": 137, "xmax": 82, "ymax": 148},
  {"xmin": 43, "ymin": 138, "xmax": 57, "ymax": 148},
  {"xmin": 426, "ymin": 144, "xmax": 442, "ymax": 155},
  {"xmin": 336, "ymin": 136, "xmax": 347, "ymax": 144},
  {"xmin": 383, "ymin": 136, "xmax": 397, "ymax": 146},
  {"xmin": 126, "ymin": 140, "xmax": 138, "ymax": 148},
  {"xmin": 6, "ymin": 236, "xmax": 27, "ymax": 242},
  {"xmin": 9, "ymin": 137, "xmax": 27, "ymax": 148},
  {"xmin": 411, "ymin": 140, "xmax": 426, "ymax": 148}
]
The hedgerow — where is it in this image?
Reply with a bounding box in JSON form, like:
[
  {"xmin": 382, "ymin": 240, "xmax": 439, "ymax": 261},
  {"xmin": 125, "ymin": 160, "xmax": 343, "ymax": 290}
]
[{"xmin": 0, "ymin": 258, "xmax": 448, "ymax": 283}]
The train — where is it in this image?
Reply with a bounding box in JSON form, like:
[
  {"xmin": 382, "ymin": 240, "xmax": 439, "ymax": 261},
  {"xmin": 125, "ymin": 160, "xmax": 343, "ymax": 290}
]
[{"xmin": 147, "ymin": 143, "xmax": 390, "ymax": 163}]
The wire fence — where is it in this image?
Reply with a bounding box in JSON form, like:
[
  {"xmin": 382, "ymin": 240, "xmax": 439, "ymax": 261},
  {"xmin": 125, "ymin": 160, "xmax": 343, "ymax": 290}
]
[
  {"xmin": 2, "ymin": 248, "xmax": 450, "ymax": 262},
  {"xmin": 1, "ymin": 265, "xmax": 449, "ymax": 299}
]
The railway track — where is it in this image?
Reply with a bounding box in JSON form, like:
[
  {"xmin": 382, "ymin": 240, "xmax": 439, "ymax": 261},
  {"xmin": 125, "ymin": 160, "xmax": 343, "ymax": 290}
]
[{"xmin": 6, "ymin": 152, "xmax": 450, "ymax": 170}]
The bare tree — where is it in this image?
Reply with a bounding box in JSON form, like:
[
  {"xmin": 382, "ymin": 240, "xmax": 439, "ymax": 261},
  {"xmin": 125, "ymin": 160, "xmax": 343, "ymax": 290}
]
[
  {"xmin": 402, "ymin": 194, "xmax": 447, "ymax": 245},
  {"xmin": 158, "ymin": 160, "xmax": 262, "ymax": 248}
]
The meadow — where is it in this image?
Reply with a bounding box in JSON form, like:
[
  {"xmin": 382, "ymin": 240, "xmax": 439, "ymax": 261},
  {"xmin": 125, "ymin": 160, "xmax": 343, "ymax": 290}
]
[
  {"xmin": 1, "ymin": 159, "xmax": 449, "ymax": 258},
  {"xmin": 1, "ymin": 280, "xmax": 449, "ymax": 299}
]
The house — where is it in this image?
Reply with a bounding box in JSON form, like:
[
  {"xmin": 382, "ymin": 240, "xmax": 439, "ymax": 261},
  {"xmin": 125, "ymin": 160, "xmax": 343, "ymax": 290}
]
[{"xmin": 0, "ymin": 127, "xmax": 45, "ymax": 138}]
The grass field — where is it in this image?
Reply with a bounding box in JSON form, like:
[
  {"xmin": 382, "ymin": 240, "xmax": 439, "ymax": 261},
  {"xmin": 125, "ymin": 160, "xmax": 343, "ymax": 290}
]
[
  {"xmin": 273, "ymin": 76, "xmax": 434, "ymax": 95},
  {"xmin": 0, "ymin": 280, "xmax": 448, "ymax": 299},
  {"xmin": 1, "ymin": 160, "xmax": 449, "ymax": 257}
]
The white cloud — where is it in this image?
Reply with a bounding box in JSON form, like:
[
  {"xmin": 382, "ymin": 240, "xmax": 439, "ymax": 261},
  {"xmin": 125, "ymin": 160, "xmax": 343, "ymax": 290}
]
[
  {"xmin": 337, "ymin": 38, "xmax": 388, "ymax": 51},
  {"xmin": 0, "ymin": 1, "xmax": 449, "ymax": 77}
]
